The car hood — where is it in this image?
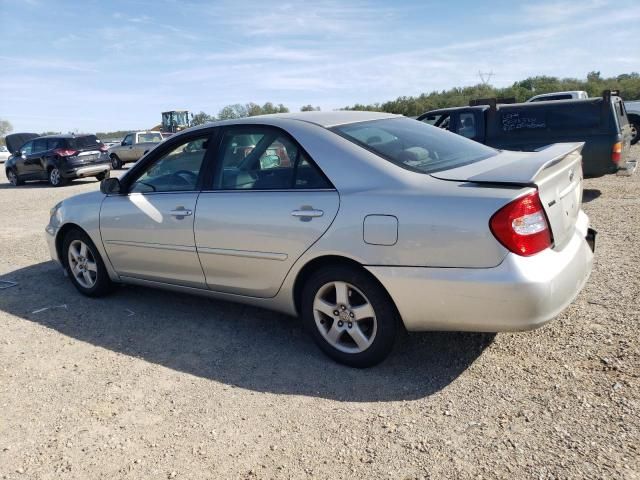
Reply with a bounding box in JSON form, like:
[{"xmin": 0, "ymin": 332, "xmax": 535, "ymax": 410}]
[{"xmin": 5, "ymin": 133, "xmax": 39, "ymax": 154}]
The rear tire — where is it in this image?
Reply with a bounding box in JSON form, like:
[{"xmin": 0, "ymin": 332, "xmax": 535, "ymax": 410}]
[
  {"xmin": 48, "ymin": 167, "xmax": 67, "ymax": 187},
  {"xmin": 6, "ymin": 168, "xmax": 24, "ymax": 186},
  {"xmin": 62, "ymin": 228, "xmax": 114, "ymax": 297},
  {"xmin": 630, "ymin": 120, "xmax": 639, "ymax": 145},
  {"xmin": 301, "ymin": 265, "xmax": 398, "ymax": 368},
  {"xmin": 110, "ymin": 154, "xmax": 122, "ymax": 169}
]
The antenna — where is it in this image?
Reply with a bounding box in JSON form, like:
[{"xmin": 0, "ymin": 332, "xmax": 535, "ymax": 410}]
[{"xmin": 478, "ymin": 70, "xmax": 494, "ymax": 86}]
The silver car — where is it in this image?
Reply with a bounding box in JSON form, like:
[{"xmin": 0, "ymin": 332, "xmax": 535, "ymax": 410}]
[{"xmin": 45, "ymin": 111, "xmax": 595, "ymax": 367}]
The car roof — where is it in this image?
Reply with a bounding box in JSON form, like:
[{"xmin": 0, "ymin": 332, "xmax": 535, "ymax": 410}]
[
  {"xmin": 199, "ymin": 111, "xmax": 400, "ymax": 130},
  {"xmin": 37, "ymin": 133, "xmax": 97, "ymax": 139}
]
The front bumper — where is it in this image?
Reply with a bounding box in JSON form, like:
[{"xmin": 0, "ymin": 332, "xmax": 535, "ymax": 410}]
[
  {"xmin": 45, "ymin": 223, "xmax": 60, "ymax": 265},
  {"xmin": 366, "ymin": 210, "xmax": 594, "ymax": 332},
  {"xmin": 63, "ymin": 162, "xmax": 111, "ymax": 178}
]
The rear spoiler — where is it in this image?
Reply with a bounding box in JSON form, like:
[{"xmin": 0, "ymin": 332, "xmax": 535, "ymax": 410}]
[{"xmin": 430, "ymin": 142, "xmax": 585, "ymax": 186}]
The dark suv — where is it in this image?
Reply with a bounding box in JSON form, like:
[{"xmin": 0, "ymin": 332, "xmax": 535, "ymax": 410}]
[
  {"xmin": 5, "ymin": 133, "xmax": 111, "ymax": 187},
  {"xmin": 417, "ymin": 91, "xmax": 634, "ymax": 177}
]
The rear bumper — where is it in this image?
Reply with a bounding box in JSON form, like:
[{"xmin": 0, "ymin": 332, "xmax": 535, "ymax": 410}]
[
  {"xmin": 63, "ymin": 162, "xmax": 111, "ymax": 178},
  {"xmin": 366, "ymin": 210, "xmax": 594, "ymax": 332}
]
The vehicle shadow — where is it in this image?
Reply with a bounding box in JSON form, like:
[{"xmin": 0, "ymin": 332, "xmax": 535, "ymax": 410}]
[
  {"xmin": 0, "ymin": 179, "xmax": 99, "ymax": 190},
  {"xmin": 0, "ymin": 262, "xmax": 494, "ymax": 402},
  {"xmin": 582, "ymin": 188, "xmax": 602, "ymax": 203}
]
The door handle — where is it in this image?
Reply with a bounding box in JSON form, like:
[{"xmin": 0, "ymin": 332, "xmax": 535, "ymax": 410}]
[
  {"xmin": 169, "ymin": 207, "xmax": 193, "ymax": 218},
  {"xmin": 291, "ymin": 208, "xmax": 324, "ymax": 218}
]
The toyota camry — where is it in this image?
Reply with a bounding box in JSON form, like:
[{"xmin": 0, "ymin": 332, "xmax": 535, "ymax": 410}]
[{"xmin": 45, "ymin": 111, "xmax": 595, "ymax": 367}]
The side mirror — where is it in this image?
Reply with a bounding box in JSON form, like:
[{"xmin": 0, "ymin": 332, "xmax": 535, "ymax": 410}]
[
  {"xmin": 100, "ymin": 177, "xmax": 122, "ymax": 195},
  {"xmin": 121, "ymin": 140, "xmax": 126, "ymax": 146}
]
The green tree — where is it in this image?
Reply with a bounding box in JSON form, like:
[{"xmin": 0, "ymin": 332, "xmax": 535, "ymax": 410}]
[
  {"xmin": 343, "ymin": 72, "xmax": 640, "ymax": 115},
  {"xmin": 191, "ymin": 111, "xmax": 215, "ymax": 126},
  {"xmin": 218, "ymin": 104, "xmax": 248, "ymax": 120},
  {"xmin": 0, "ymin": 119, "xmax": 13, "ymax": 146},
  {"xmin": 300, "ymin": 105, "xmax": 321, "ymax": 111},
  {"xmin": 0, "ymin": 119, "xmax": 13, "ymax": 137}
]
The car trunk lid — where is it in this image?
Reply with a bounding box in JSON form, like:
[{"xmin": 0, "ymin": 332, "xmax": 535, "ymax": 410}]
[{"xmin": 431, "ymin": 142, "xmax": 584, "ymax": 250}]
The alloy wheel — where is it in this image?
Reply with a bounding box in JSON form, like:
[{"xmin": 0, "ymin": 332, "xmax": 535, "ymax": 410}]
[
  {"xmin": 7, "ymin": 170, "xmax": 17, "ymax": 185},
  {"xmin": 312, "ymin": 281, "xmax": 377, "ymax": 354},
  {"xmin": 67, "ymin": 239, "xmax": 98, "ymax": 289},
  {"xmin": 50, "ymin": 168, "xmax": 61, "ymax": 186}
]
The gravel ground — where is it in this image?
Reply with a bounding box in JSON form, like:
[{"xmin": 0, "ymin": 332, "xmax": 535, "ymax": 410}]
[{"xmin": 0, "ymin": 151, "xmax": 638, "ymax": 480}]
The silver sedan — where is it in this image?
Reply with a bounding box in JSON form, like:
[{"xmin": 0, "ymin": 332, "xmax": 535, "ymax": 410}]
[{"xmin": 45, "ymin": 111, "xmax": 595, "ymax": 367}]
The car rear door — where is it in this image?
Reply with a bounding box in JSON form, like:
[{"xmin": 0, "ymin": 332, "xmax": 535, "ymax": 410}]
[
  {"xmin": 194, "ymin": 126, "xmax": 339, "ymax": 298},
  {"xmin": 100, "ymin": 132, "xmax": 214, "ymax": 288}
]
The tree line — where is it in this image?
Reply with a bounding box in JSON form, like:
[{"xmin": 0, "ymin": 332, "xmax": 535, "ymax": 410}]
[
  {"xmin": 343, "ymin": 72, "xmax": 640, "ymax": 116},
  {"xmin": 2, "ymin": 72, "xmax": 638, "ymax": 144},
  {"xmin": 191, "ymin": 102, "xmax": 321, "ymax": 126}
]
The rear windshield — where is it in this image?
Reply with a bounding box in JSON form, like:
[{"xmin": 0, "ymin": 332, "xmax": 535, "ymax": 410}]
[
  {"xmin": 531, "ymin": 94, "xmax": 572, "ymax": 102},
  {"xmin": 332, "ymin": 117, "xmax": 497, "ymax": 174},
  {"xmin": 138, "ymin": 132, "xmax": 163, "ymax": 143},
  {"xmin": 65, "ymin": 135, "xmax": 104, "ymax": 150}
]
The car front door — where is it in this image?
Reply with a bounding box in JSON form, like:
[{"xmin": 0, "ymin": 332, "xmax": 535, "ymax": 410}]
[
  {"xmin": 100, "ymin": 132, "xmax": 214, "ymax": 288},
  {"xmin": 194, "ymin": 126, "xmax": 339, "ymax": 298},
  {"xmin": 16, "ymin": 141, "xmax": 35, "ymax": 176},
  {"xmin": 24, "ymin": 138, "xmax": 48, "ymax": 177},
  {"xmin": 120, "ymin": 134, "xmax": 135, "ymax": 161}
]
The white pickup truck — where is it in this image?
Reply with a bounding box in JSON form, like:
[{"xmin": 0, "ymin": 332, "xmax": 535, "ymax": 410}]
[{"xmin": 108, "ymin": 131, "xmax": 164, "ymax": 169}]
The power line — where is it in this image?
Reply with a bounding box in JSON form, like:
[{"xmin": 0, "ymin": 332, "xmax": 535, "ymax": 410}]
[{"xmin": 478, "ymin": 70, "xmax": 494, "ymax": 86}]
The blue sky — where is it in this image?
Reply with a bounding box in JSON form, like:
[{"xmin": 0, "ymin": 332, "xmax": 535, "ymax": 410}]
[{"xmin": 1, "ymin": 0, "xmax": 638, "ymax": 133}]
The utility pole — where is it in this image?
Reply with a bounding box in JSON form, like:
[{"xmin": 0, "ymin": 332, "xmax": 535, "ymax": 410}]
[{"xmin": 478, "ymin": 70, "xmax": 494, "ymax": 86}]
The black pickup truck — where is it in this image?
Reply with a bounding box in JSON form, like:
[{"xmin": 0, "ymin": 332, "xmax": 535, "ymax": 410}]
[{"xmin": 417, "ymin": 91, "xmax": 635, "ymax": 177}]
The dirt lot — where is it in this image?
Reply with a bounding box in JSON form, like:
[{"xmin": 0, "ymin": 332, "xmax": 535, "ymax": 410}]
[{"xmin": 0, "ymin": 151, "xmax": 638, "ymax": 480}]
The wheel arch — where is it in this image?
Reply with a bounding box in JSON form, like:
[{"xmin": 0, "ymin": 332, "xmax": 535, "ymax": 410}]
[
  {"xmin": 291, "ymin": 254, "xmax": 402, "ymax": 327},
  {"xmin": 55, "ymin": 222, "xmax": 85, "ymax": 266}
]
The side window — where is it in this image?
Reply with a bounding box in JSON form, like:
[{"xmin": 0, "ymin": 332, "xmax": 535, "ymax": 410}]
[
  {"xmin": 122, "ymin": 135, "xmax": 133, "ymax": 146},
  {"xmin": 457, "ymin": 113, "xmax": 477, "ymax": 138},
  {"xmin": 47, "ymin": 138, "xmax": 64, "ymax": 150},
  {"xmin": 129, "ymin": 135, "xmax": 209, "ymax": 193},
  {"xmin": 216, "ymin": 128, "xmax": 331, "ymax": 190},
  {"xmin": 295, "ymin": 153, "xmax": 331, "ymax": 189},
  {"xmin": 423, "ymin": 113, "xmax": 451, "ymax": 130},
  {"xmin": 32, "ymin": 138, "xmax": 48, "ymax": 153},
  {"xmin": 21, "ymin": 141, "xmax": 34, "ymax": 155}
]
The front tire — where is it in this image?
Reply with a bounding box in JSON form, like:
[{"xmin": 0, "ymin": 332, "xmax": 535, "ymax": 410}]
[
  {"xmin": 6, "ymin": 168, "xmax": 24, "ymax": 186},
  {"xmin": 48, "ymin": 167, "xmax": 67, "ymax": 187},
  {"xmin": 62, "ymin": 229, "xmax": 114, "ymax": 297},
  {"xmin": 301, "ymin": 265, "xmax": 398, "ymax": 368},
  {"xmin": 110, "ymin": 154, "xmax": 122, "ymax": 169}
]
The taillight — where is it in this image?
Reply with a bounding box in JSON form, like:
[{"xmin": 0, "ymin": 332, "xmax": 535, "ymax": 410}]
[
  {"xmin": 53, "ymin": 148, "xmax": 78, "ymax": 157},
  {"xmin": 489, "ymin": 191, "xmax": 552, "ymax": 256},
  {"xmin": 612, "ymin": 142, "xmax": 622, "ymax": 164},
  {"xmin": 99, "ymin": 145, "xmax": 108, "ymax": 152}
]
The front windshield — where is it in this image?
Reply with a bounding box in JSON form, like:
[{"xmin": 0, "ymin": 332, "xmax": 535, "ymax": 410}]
[
  {"xmin": 333, "ymin": 117, "xmax": 497, "ymax": 174},
  {"xmin": 174, "ymin": 112, "xmax": 188, "ymax": 126}
]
